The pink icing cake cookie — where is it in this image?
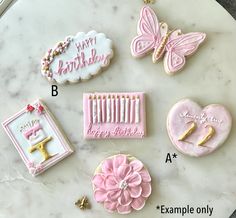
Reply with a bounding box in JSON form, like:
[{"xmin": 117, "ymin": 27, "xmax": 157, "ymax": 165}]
[
  {"xmin": 83, "ymin": 92, "xmax": 146, "ymax": 139},
  {"xmin": 167, "ymin": 99, "xmax": 232, "ymax": 157},
  {"xmin": 2, "ymin": 100, "xmax": 73, "ymax": 176},
  {"xmin": 92, "ymin": 154, "xmax": 152, "ymax": 214},
  {"xmin": 41, "ymin": 30, "xmax": 113, "ymax": 84},
  {"xmin": 130, "ymin": 6, "xmax": 206, "ymax": 75}
]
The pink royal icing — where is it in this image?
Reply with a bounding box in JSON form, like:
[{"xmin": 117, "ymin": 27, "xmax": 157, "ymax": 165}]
[
  {"xmin": 1, "ymin": 99, "xmax": 73, "ymax": 176},
  {"xmin": 167, "ymin": 99, "xmax": 232, "ymax": 157},
  {"xmin": 83, "ymin": 93, "xmax": 146, "ymax": 139},
  {"xmin": 92, "ymin": 154, "xmax": 152, "ymax": 214},
  {"xmin": 130, "ymin": 6, "xmax": 206, "ymax": 75},
  {"xmin": 23, "ymin": 123, "xmax": 42, "ymax": 139}
]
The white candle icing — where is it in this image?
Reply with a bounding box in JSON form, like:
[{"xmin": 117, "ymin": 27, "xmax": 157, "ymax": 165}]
[
  {"xmin": 130, "ymin": 96, "xmax": 135, "ymax": 123},
  {"xmin": 92, "ymin": 96, "xmax": 97, "ymax": 124},
  {"xmin": 116, "ymin": 96, "xmax": 120, "ymax": 123},
  {"xmin": 88, "ymin": 95, "xmax": 92, "ymax": 124},
  {"xmin": 106, "ymin": 95, "xmax": 111, "ymax": 122},
  {"xmin": 120, "ymin": 96, "xmax": 125, "ymax": 123},
  {"xmin": 97, "ymin": 96, "xmax": 101, "ymax": 123},
  {"xmin": 102, "ymin": 96, "xmax": 106, "ymax": 123},
  {"xmin": 125, "ymin": 96, "xmax": 130, "ymax": 123},
  {"xmin": 135, "ymin": 96, "xmax": 140, "ymax": 123},
  {"xmin": 111, "ymin": 96, "xmax": 115, "ymax": 123}
]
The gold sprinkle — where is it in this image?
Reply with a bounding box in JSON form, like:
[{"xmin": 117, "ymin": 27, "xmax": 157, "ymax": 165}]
[
  {"xmin": 75, "ymin": 196, "xmax": 90, "ymax": 210},
  {"xmin": 143, "ymin": 0, "xmax": 155, "ymax": 4},
  {"xmin": 98, "ymin": 96, "xmax": 101, "ymax": 99},
  {"xmin": 103, "ymin": 95, "xmax": 106, "ymax": 99},
  {"xmin": 93, "ymin": 95, "xmax": 97, "ymax": 99}
]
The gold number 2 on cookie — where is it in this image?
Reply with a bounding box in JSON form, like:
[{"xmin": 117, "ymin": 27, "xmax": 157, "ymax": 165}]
[
  {"xmin": 197, "ymin": 125, "xmax": 215, "ymax": 146},
  {"xmin": 178, "ymin": 121, "xmax": 197, "ymax": 141}
]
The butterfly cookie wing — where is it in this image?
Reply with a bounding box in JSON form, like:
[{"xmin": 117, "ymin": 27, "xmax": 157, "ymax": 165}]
[
  {"xmin": 164, "ymin": 32, "xmax": 206, "ymax": 74},
  {"xmin": 131, "ymin": 6, "xmax": 163, "ymax": 57}
]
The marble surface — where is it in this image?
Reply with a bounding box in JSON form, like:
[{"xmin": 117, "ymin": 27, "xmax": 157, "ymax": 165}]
[{"xmin": 0, "ymin": 0, "xmax": 236, "ymax": 217}]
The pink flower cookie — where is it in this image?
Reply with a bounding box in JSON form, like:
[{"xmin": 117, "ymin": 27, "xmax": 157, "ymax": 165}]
[
  {"xmin": 41, "ymin": 30, "xmax": 113, "ymax": 84},
  {"xmin": 2, "ymin": 99, "xmax": 73, "ymax": 176},
  {"xmin": 92, "ymin": 154, "xmax": 152, "ymax": 214},
  {"xmin": 83, "ymin": 92, "xmax": 146, "ymax": 139},
  {"xmin": 167, "ymin": 99, "xmax": 232, "ymax": 157},
  {"xmin": 130, "ymin": 6, "xmax": 206, "ymax": 75}
]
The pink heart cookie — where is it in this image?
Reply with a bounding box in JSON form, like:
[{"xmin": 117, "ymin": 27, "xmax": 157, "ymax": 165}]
[{"xmin": 167, "ymin": 99, "xmax": 232, "ymax": 157}]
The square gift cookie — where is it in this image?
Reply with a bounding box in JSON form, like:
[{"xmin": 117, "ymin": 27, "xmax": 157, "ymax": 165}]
[
  {"xmin": 2, "ymin": 100, "xmax": 73, "ymax": 176},
  {"xmin": 83, "ymin": 92, "xmax": 146, "ymax": 139}
]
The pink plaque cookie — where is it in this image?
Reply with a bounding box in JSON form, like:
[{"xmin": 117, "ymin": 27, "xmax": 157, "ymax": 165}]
[
  {"xmin": 2, "ymin": 100, "xmax": 73, "ymax": 176},
  {"xmin": 167, "ymin": 99, "xmax": 232, "ymax": 157},
  {"xmin": 83, "ymin": 92, "xmax": 146, "ymax": 139},
  {"xmin": 92, "ymin": 154, "xmax": 152, "ymax": 214}
]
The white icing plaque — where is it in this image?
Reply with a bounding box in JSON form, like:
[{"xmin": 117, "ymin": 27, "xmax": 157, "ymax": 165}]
[{"xmin": 41, "ymin": 30, "xmax": 113, "ymax": 84}]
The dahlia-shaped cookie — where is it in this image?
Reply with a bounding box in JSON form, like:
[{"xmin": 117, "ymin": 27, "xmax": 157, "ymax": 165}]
[{"xmin": 92, "ymin": 154, "xmax": 152, "ymax": 214}]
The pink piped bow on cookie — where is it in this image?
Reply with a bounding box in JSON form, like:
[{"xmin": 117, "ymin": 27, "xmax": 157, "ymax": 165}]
[
  {"xmin": 131, "ymin": 6, "xmax": 206, "ymax": 75},
  {"xmin": 92, "ymin": 155, "xmax": 151, "ymax": 214}
]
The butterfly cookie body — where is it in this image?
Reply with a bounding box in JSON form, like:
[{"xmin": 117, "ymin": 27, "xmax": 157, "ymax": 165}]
[{"xmin": 131, "ymin": 6, "xmax": 206, "ymax": 75}]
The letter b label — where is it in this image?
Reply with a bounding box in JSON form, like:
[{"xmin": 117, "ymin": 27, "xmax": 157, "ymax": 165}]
[{"xmin": 51, "ymin": 85, "xmax": 58, "ymax": 97}]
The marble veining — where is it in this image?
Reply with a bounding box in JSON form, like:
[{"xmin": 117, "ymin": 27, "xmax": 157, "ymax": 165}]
[{"xmin": 0, "ymin": 0, "xmax": 236, "ymax": 217}]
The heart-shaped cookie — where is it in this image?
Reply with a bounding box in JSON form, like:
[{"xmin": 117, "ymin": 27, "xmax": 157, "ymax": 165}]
[{"xmin": 167, "ymin": 99, "xmax": 232, "ymax": 157}]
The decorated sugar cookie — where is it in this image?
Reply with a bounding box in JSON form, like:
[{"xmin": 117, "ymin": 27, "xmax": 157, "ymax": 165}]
[
  {"xmin": 41, "ymin": 31, "xmax": 113, "ymax": 84},
  {"xmin": 167, "ymin": 99, "xmax": 232, "ymax": 157},
  {"xmin": 83, "ymin": 92, "xmax": 146, "ymax": 139},
  {"xmin": 2, "ymin": 100, "xmax": 73, "ymax": 176},
  {"xmin": 131, "ymin": 6, "xmax": 206, "ymax": 75},
  {"xmin": 92, "ymin": 154, "xmax": 152, "ymax": 214}
]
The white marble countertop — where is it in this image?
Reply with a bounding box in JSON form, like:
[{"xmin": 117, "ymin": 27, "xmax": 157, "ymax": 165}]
[{"xmin": 0, "ymin": 0, "xmax": 236, "ymax": 217}]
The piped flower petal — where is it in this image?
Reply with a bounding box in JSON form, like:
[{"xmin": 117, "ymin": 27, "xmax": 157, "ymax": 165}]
[
  {"xmin": 117, "ymin": 164, "xmax": 132, "ymax": 181},
  {"xmin": 94, "ymin": 189, "xmax": 107, "ymax": 202},
  {"xmin": 104, "ymin": 201, "xmax": 118, "ymax": 213},
  {"xmin": 102, "ymin": 158, "xmax": 113, "ymax": 174},
  {"xmin": 105, "ymin": 175, "xmax": 119, "ymax": 190},
  {"xmin": 117, "ymin": 204, "xmax": 132, "ymax": 214},
  {"xmin": 141, "ymin": 182, "xmax": 152, "ymax": 197},
  {"xmin": 131, "ymin": 197, "xmax": 146, "ymax": 210},
  {"xmin": 139, "ymin": 169, "xmax": 151, "ymax": 182},
  {"xmin": 92, "ymin": 174, "xmax": 105, "ymax": 189},
  {"xmin": 130, "ymin": 160, "xmax": 144, "ymax": 172},
  {"xmin": 107, "ymin": 190, "xmax": 122, "ymax": 201},
  {"xmin": 129, "ymin": 185, "xmax": 142, "ymax": 198},
  {"xmin": 118, "ymin": 189, "xmax": 132, "ymax": 206},
  {"xmin": 127, "ymin": 172, "xmax": 142, "ymax": 187},
  {"xmin": 113, "ymin": 155, "xmax": 128, "ymax": 172}
]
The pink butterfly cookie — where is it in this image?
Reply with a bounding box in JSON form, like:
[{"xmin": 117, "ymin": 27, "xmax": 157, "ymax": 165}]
[{"xmin": 131, "ymin": 6, "xmax": 206, "ymax": 75}]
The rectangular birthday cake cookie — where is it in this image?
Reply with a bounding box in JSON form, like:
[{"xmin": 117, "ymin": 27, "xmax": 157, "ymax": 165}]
[
  {"xmin": 2, "ymin": 99, "xmax": 73, "ymax": 176},
  {"xmin": 83, "ymin": 92, "xmax": 146, "ymax": 139}
]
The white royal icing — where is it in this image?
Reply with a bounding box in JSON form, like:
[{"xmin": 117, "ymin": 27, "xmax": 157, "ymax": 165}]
[{"xmin": 41, "ymin": 30, "xmax": 113, "ymax": 84}]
